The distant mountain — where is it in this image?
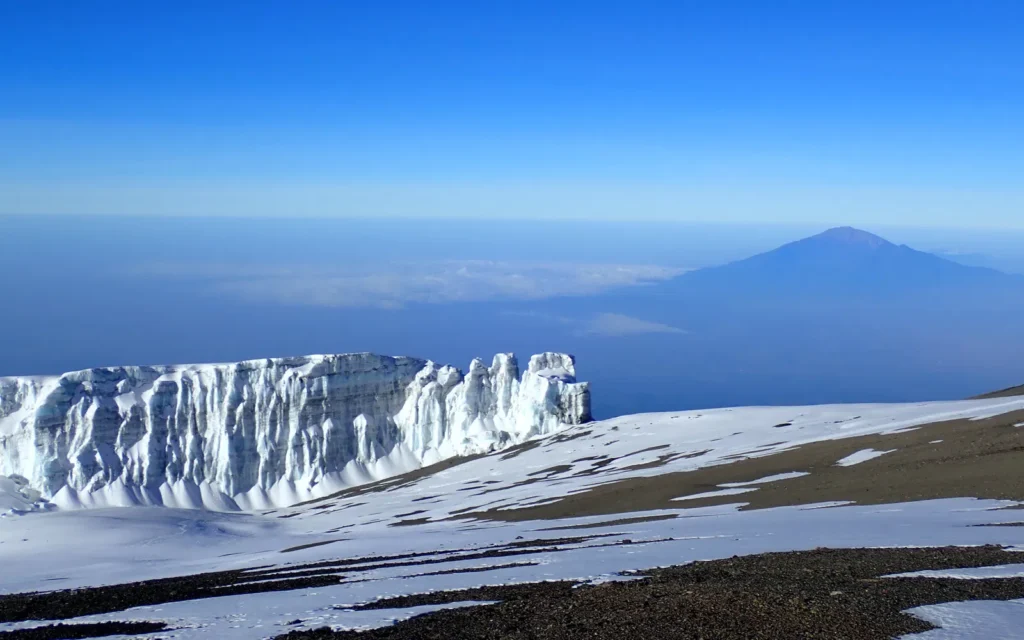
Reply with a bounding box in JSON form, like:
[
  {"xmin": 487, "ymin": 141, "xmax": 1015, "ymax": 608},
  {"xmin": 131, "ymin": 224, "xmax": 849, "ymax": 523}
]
[
  {"xmin": 527, "ymin": 225, "xmax": 1024, "ymax": 414},
  {"xmin": 672, "ymin": 226, "xmax": 1020, "ymax": 297}
]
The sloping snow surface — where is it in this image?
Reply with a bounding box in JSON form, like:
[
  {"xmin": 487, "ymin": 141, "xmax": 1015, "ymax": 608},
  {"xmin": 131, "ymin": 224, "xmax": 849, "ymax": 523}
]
[{"xmin": 1, "ymin": 396, "xmax": 1023, "ymax": 638}]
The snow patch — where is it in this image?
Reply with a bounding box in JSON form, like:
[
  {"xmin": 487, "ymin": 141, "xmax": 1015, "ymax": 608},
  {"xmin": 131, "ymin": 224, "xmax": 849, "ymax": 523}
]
[
  {"xmin": 4, "ymin": 499, "xmax": 1024, "ymax": 638},
  {"xmin": 673, "ymin": 487, "xmax": 757, "ymax": 502},
  {"xmin": 719, "ymin": 472, "xmax": 810, "ymax": 487},
  {"xmin": 900, "ymin": 599, "xmax": 1024, "ymax": 639},
  {"xmin": 835, "ymin": 448, "xmax": 896, "ymax": 467},
  {"xmin": 887, "ymin": 565, "xmax": 1024, "ymax": 580},
  {"xmin": 2, "ymin": 394, "xmax": 1024, "ymax": 636}
]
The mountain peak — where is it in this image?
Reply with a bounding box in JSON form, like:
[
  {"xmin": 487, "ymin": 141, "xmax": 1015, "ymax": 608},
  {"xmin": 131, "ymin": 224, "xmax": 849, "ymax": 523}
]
[
  {"xmin": 675, "ymin": 224, "xmax": 1018, "ymax": 296},
  {"xmin": 813, "ymin": 227, "xmax": 893, "ymax": 249}
]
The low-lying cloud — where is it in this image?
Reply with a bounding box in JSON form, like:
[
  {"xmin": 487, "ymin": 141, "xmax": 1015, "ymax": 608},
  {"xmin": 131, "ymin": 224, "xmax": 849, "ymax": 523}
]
[
  {"xmin": 137, "ymin": 261, "xmax": 685, "ymax": 309},
  {"xmin": 502, "ymin": 310, "xmax": 688, "ymax": 338},
  {"xmin": 581, "ymin": 313, "xmax": 687, "ymax": 337}
]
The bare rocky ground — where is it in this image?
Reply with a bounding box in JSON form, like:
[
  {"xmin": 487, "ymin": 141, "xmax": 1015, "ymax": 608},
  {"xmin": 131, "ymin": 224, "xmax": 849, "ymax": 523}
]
[
  {"xmin": 277, "ymin": 546, "xmax": 1024, "ymax": 640},
  {"xmin": 6, "ymin": 546, "xmax": 1024, "ymax": 639},
  {"xmin": 0, "ymin": 622, "xmax": 167, "ymax": 639},
  {"xmin": 0, "ymin": 536, "xmax": 610, "ymax": 636}
]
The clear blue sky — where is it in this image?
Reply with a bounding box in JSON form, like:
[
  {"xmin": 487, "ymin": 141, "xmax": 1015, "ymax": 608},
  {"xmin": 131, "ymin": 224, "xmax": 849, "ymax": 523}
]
[{"xmin": 2, "ymin": 1, "xmax": 1022, "ymax": 226}]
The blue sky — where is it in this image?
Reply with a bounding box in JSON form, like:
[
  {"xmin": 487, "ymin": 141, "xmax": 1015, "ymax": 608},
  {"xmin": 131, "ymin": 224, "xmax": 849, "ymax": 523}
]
[{"xmin": 2, "ymin": 1, "xmax": 1023, "ymax": 226}]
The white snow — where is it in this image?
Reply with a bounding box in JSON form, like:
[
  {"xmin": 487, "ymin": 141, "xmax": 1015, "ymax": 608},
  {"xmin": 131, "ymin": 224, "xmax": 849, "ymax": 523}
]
[
  {"xmin": 0, "ymin": 599, "xmax": 499, "ymax": 639},
  {"xmin": 1, "ymin": 394, "xmax": 1024, "ymax": 637},
  {"xmin": 0, "ymin": 352, "xmax": 589, "ymax": 509},
  {"xmin": 672, "ymin": 487, "xmax": 757, "ymax": 501},
  {"xmin": 900, "ymin": 600, "xmax": 1024, "ymax": 639},
  {"xmin": 2, "ymin": 498, "xmax": 1024, "ymax": 638},
  {"xmin": 0, "ymin": 475, "xmax": 51, "ymax": 517},
  {"xmin": 719, "ymin": 471, "xmax": 810, "ymax": 487},
  {"xmin": 261, "ymin": 397, "xmax": 1020, "ymax": 527},
  {"xmin": 1, "ymin": 396, "xmax": 1020, "ymax": 528},
  {"xmin": 887, "ymin": 564, "xmax": 1024, "ymax": 580},
  {"xmin": 835, "ymin": 448, "xmax": 896, "ymax": 467}
]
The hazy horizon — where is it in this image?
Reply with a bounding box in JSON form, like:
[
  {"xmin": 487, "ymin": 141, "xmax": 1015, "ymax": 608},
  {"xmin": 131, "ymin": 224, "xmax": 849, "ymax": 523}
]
[{"xmin": 3, "ymin": 215, "xmax": 1023, "ymax": 418}]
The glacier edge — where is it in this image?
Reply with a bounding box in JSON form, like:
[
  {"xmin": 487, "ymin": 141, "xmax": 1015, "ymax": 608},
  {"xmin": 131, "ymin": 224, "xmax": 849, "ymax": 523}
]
[{"xmin": 0, "ymin": 352, "xmax": 590, "ymax": 511}]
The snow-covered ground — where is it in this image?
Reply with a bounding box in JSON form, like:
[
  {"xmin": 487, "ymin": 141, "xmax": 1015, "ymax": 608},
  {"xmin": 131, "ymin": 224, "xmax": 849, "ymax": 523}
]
[
  {"xmin": 2, "ymin": 499, "xmax": 1023, "ymax": 639},
  {"xmin": 887, "ymin": 562, "xmax": 1024, "ymax": 638},
  {"xmin": 1, "ymin": 396, "xmax": 1023, "ymax": 638}
]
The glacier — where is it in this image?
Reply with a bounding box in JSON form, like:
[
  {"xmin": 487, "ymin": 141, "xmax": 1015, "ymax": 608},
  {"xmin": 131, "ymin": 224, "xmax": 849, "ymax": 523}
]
[{"xmin": 0, "ymin": 352, "xmax": 590, "ymax": 510}]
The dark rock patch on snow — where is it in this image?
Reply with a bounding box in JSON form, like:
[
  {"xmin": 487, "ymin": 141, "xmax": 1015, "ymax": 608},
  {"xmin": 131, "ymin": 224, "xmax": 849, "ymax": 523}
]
[{"xmin": 275, "ymin": 546, "xmax": 1024, "ymax": 640}]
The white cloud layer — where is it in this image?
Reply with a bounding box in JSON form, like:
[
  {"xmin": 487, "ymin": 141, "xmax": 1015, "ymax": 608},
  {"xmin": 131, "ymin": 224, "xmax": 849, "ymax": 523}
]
[
  {"xmin": 502, "ymin": 310, "xmax": 687, "ymax": 338},
  {"xmin": 582, "ymin": 313, "xmax": 687, "ymax": 337},
  {"xmin": 138, "ymin": 261, "xmax": 684, "ymax": 309}
]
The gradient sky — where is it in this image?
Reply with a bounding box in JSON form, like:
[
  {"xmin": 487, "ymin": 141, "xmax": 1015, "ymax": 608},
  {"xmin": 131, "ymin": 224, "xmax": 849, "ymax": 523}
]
[{"xmin": 2, "ymin": 1, "xmax": 1023, "ymax": 226}]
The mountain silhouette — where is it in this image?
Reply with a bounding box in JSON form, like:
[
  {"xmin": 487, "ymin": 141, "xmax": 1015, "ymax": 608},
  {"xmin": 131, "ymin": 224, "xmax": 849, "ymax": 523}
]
[
  {"xmin": 673, "ymin": 226, "xmax": 1018, "ymax": 297},
  {"xmin": 528, "ymin": 226, "xmax": 1024, "ymax": 412}
]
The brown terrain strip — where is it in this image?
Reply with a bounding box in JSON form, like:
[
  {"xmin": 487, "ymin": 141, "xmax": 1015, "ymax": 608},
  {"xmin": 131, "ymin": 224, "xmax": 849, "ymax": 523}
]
[
  {"xmin": 469, "ymin": 408, "xmax": 1024, "ymax": 522},
  {"xmin": 539, "ymin": 513, "xmax": 679, "ymax": 531},
  {"xmin": 0, "ymin": 621, "xmax": 168, "ymax": 640},
  {"xmin": 276, "ymin": 546, "xmax": 1024, "ymax": 640},
  {"xmin": 974, "ymin": 384, "xmax": 1024, "ymax": 399},
  {"xmin": 0, "ymin": 536, "xmax": 606, "ymax": 625},
  {"xmin": 280, "ymin": 539, "xmax": 349, "ymax": 554},
  {"xmin": 0, "ymin": 568, "xmax": 345, "ymax": 624}
]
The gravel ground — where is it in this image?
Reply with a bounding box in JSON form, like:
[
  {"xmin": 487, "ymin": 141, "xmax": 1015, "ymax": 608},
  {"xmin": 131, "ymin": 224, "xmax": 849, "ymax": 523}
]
[
  {"xmin": 0, "ymin": 569, "xmax": 343, "ymax": 624},
  {"xmin": 0, "ymin": 621, "xmax": 166, "ymax": 639},
  {"xmin": 278, "ymin": 546, "xmax": 1024, "ymax": 640}
]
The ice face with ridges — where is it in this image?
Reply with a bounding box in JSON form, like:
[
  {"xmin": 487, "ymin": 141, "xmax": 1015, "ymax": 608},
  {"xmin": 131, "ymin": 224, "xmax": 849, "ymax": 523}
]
[{"xmin": 0, "ymin": 352, "xmax": 590, "ymax": 510}]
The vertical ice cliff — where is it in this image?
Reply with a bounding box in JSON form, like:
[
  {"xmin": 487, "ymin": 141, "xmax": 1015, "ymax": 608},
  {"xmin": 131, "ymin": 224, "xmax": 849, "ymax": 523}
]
[{"xmin": 0, "ymin": 352, "xmax": 590, "ymax": 510}]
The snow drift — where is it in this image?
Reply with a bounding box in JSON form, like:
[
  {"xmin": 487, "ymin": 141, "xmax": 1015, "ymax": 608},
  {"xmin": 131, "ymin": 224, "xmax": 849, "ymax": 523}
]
[{"xmin": 0, "ymin": 352, "xmax": 590, "ymax": 510}]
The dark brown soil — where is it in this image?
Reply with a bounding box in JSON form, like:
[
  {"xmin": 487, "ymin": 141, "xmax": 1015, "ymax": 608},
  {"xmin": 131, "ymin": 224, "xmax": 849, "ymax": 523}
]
[
  {"xmin": 470, "ymin": 409, "xmax": 1024, "ymax": 521},
  {"xmin": 0, "ymin": 621, "xmax": 167, "ymax": 639},
  {"xmin": 972, "ymin": 384, "xmax": 1024, "ymax": 399},
  {"xmin": 0, "ymin": 536, "xmax": 604, "ymax": 625},
  {"xmin": 539, "ymin": 513, "xmax": 679, "ymax": 531},
  {"xmin": 0, "ymin": 568, "xmax": 344, "ymax": 624},
  {"xmin": 276, "ymin": 546, "xmax": 1024, "ymax": 640}
]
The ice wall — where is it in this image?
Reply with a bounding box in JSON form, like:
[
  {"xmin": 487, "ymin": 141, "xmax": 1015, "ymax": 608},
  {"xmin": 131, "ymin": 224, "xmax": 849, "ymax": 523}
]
[{"xmin": 0, "ymin": 352, "xmax": 590, "ymax": 510}]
